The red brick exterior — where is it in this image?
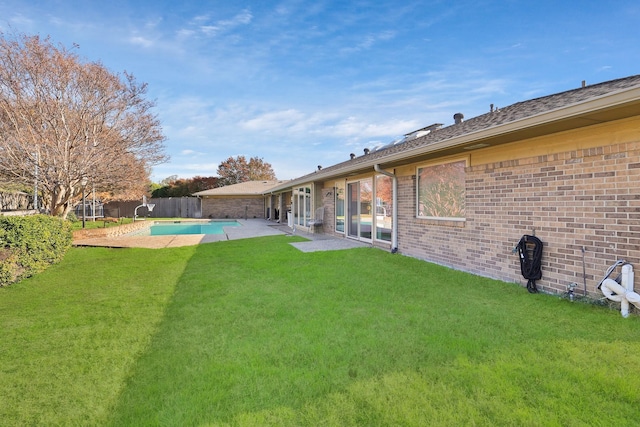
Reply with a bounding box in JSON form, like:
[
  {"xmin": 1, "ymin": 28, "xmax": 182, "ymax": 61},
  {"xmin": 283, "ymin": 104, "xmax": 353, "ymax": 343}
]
[
  {"xmin": 396, "ymin": 140, "xmax": 640, "ymax": 296},
  {"xmin": 201, "ymin": 197, "xmax": 266, "ymax": 219}
]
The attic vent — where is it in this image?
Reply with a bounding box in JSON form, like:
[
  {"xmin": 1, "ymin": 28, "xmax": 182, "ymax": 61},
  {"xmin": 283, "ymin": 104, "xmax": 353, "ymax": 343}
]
[
  {"xmin": 454, "ymin": 113, "xmax": 464, "ymax": 124},
  {"xmin": 350, "ymin": 153, "xmax": 356, "ymax": 160},
  {"xmin": 317, "ymin": 165, "xmax": 322, "ymax": 170},
  {"xmin": 364, "ymin": 148, "xmax": 370, "ymax": 155}
]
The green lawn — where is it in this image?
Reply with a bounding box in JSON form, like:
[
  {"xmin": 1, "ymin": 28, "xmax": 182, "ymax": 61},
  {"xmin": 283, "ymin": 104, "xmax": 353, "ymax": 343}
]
[
  {"xmin": 70, "ymin": 216, "xmax": 134, "ymax": 230},
  {"xmin": 1, "ymin": 235, "xmax": 639, "ymax": 426}
]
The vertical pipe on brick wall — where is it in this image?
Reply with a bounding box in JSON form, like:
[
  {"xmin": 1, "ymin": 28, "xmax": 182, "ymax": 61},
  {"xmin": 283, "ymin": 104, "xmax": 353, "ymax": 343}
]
[{"xmin": 374, "ymin": 164, "xmax": 398, "ymax": 252}]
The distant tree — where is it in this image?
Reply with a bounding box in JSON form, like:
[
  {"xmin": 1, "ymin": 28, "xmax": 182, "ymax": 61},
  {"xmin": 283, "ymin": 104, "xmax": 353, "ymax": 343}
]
[
  {"xmin": 149, "ymin": 182, "xmax": 163, "ymax": 195},
  {"xmin": 160, "ymin": 175, "xmax": 178, "ymax": 187},
  {"xmin": 0, "ymin": 32, "xmax": 167, "ymax": 217},
  {"xmin": 190, "ymin": 176, "xmax": 218, "ymax": 192},
  {"xmin": 151, "ymin": 176, "xmax": 218, "ymax": 197},
  {"xmin": 216, "ymin": 156, "xmax": 276, "ymax": 187},
  {"xmin": 0, "ymin": 179, "xmax": 31, "ymax": 194}
]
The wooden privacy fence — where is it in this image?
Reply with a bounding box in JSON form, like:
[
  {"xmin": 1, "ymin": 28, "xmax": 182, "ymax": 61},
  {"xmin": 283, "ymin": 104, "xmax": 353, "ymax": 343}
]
[
  {"xmin": 104, "ymin": 197, "xmax": 202, "ymax": 218},
  {"xmin": 148, "ymin": 197, "xmax": 202, "ymax": 218}
]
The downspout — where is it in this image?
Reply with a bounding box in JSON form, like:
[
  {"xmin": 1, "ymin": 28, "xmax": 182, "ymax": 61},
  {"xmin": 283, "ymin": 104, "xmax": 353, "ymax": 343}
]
[{"xmin": 374, "ymin": 164, "xmax": 398, "ymax": 253}]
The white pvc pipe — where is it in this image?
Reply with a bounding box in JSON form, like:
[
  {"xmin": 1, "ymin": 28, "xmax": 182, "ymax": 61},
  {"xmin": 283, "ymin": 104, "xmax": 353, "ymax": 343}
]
[
  {"xmin": 600, "ymin": 279, "xmax": 625, "ymax": 302},
  {"xmin": 621, "ymin": 264, "xmax": 630, "ymax": 317},
  {"xmin": 600, "ymin": 264, "xmax": 640, "ymax": 318},
  {"xmin": 623, "ymin": 263, "xmax": 634, "ymax": 293}
]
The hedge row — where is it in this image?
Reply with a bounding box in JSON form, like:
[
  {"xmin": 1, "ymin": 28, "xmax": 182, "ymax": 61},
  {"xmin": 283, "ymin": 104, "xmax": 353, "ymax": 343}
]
[{"xmin": 0, "ymin": 215, "xmax": 72, "ymax": 287}]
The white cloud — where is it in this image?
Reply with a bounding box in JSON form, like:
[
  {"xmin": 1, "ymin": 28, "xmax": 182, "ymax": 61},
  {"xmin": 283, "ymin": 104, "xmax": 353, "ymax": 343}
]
[
  {"xmin": 176, "ymin": 29, "xmax": 195, "ymax": 39},
  {"xmin": 129, "ymin": 35, "xmax": 154, "ymax": 48},
  {"xmin": 341, "ymin": 30, "xmax": 397, "ymax": 53},
  {"xmin": 183, "ymin": 162, "xmax": 219, "ymax": 172},
  {"xmin": 236, "ymin": 106, "xmax": 421, "ymax": 148},
  {"xmin": 151, "ymin": 161, "xmax": 219, "ymax": 181},
  {"xmin": 8, "ymin": 13, "xmax": 34, "ymax": 27},
  {"xmin": 144, "ymin": 17, "xmax": 163, "ymax": 30},
  {"xmin": 328, "ymin": 116, "xmax": 418, "ymax": 140},
  {"xmin": 181, "ymin": 9, "xmax": 253, "ymax": 38},
  {"xmin": 180, "ymin": 149, "xmax": 207, "ymax": 156},
  {"xmin": 241, "ymin": 109, "xmax": 307, "ymax": 131}
]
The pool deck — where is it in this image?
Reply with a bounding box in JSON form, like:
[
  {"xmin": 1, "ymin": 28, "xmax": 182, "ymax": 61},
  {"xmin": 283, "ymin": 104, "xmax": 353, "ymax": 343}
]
[{"xmin": 73, "ymin": 219, "xmax": 371, "ymax": 252}]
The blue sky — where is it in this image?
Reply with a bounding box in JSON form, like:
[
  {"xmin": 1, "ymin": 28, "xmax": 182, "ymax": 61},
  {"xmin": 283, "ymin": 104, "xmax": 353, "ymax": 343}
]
[{"xmin": 1, "ymin": 1, "xmax": 638, "ymax": 182}]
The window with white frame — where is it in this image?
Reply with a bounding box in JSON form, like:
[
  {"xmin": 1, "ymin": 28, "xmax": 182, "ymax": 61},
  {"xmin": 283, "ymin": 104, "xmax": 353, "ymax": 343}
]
[{"xmin": 416, "ymin": 159, "xmax": 466, "ymax": 220}]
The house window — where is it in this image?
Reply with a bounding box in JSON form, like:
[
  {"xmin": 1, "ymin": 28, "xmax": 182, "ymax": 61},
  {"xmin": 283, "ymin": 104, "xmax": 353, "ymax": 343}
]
[
  {"xmin": 417, "ymin": 159, "xmax": 466, "ymax": 220},
  {"xmin": 335, "ymin": 181, "xmax": 345, "ymax": 233}
]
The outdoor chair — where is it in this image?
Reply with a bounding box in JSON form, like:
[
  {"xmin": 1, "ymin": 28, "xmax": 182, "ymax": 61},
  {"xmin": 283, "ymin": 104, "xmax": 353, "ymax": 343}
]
[{"xmin": 308, "ymin": 206, "xmax": 324, "ymax": 231}]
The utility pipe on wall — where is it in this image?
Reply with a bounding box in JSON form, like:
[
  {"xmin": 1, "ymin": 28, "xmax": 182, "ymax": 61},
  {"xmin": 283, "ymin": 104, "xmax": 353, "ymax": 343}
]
[
  {"xmin": 600, "ymin": 263, "xmax": 640, "ymax": 318},
  {"xmin": 374, "ymin": 164, "xmax": 398, "ymax": 253}
]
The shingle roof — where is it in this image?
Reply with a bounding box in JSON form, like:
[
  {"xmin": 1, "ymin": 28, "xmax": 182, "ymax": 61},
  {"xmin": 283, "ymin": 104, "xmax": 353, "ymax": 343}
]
[
  {"xmin": 194, "ymin": 180, "xmax": 289, "ymax": 196},
  {"xmin": 272, "ymin": 74, "xmax": 640, "ymax": 192}
]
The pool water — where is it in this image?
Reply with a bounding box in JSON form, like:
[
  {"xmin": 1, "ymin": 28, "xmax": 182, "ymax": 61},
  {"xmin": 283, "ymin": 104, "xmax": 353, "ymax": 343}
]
[{"xmin": 150, "ymin": 221, "xmax": 240, "ymax": 236}]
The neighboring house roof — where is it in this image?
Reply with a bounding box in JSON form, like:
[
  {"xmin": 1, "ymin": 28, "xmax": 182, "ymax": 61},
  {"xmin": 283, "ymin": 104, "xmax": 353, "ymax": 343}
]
[
  {"xmin": 267, "ymin": 74, "xmax": 640, "ymax": 194},
  {"xmin": 193, "ymin": 180, "xmax": 289, "ymax": 197}
]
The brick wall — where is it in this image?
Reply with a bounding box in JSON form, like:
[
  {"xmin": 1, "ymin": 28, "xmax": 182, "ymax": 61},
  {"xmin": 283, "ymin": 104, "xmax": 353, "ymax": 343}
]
[
  {"xmin": 396, "ymin": 140, "xmax": 640, "ymax": 297},
  {"xmin": 320, "ymin": 186, "xmax": 336, "ymax": 233},
  {"xmin": 201, "ymin": 197, "xmax": 265, "ymax": 219}
]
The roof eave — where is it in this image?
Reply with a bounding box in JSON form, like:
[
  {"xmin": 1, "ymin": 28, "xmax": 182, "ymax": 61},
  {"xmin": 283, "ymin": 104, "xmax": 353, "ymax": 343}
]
[
  {"xmin": 264, "ymin": 85, "xmax": 640, "ymax": 194},
  {"xmin": 375, "ymin": 85, "xmax": 640, "ymax": 167}
]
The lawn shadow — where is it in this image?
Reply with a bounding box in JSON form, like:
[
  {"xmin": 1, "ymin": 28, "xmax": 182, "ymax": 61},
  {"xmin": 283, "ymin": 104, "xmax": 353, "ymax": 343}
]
[{"xmin": 105, "ymin": 235, "xmax": 640, "ymax": 426}]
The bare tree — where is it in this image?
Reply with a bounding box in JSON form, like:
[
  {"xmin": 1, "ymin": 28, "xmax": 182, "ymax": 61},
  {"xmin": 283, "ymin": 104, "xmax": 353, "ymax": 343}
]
[
  {"xmin": 216, "ymin": 155, "xmax": 276, "ymax": 187},
  {"xmin": 0, "ymin": 32, "xmax": 167, "ymax": 217}
]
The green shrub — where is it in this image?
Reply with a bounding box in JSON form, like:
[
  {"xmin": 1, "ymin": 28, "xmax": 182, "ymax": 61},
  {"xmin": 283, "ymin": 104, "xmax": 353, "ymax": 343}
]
[
  {"xmin": 0, "ymin": 215, "xmax": 72, "ymax": 286},
  {"xmin": 66, "ymin": 212, "xmax": 78, "ymax": 223}
]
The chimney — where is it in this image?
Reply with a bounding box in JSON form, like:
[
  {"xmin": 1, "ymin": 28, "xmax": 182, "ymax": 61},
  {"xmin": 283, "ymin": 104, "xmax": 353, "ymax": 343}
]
[
  {"xmin": 490, "ymin": 104, "xmax": 494, "ymax": 112},
  {"xmin": 454, "ymin": 113, "xmax": 464, "ymax": 124}
]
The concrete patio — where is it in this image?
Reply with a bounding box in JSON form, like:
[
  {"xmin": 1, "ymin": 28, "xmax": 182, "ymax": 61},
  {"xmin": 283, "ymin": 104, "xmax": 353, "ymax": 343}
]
[{"xmin": 73, "ymin": 219, "xmax": 371, "ymax": 252}]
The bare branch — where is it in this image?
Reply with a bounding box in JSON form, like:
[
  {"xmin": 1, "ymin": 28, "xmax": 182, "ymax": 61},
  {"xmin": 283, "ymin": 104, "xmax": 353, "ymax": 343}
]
[{"xmin": 0, "ymin": 32, "xmax": 168, "ymax": 216}]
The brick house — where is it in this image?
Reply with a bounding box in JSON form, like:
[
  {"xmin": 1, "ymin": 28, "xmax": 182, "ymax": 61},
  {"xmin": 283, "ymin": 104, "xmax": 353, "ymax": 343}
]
[
  {"xmin": 264, "ymin": 75, "xmax": 640, "ymax": 297},
  {"xmin": 194, "ymin": 180, "xmax": 289, "ymax": 219}
]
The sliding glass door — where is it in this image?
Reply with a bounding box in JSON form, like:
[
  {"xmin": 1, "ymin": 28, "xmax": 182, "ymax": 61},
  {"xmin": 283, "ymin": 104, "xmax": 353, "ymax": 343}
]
[
  {"xmin": 292, "ymin": 186, "xmax": 311, "ymax": 226},
  {"xmin": 347, "ymin": 182, "xmax": 358, "ymax": 238}
]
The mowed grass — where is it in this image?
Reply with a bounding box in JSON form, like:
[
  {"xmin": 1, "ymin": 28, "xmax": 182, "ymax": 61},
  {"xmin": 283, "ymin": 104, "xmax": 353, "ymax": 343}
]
[
  {"xmin": 1, "ymin": 235, "xmax": 639, "ymax": 426},
  {"xmin": 0, "ymin": 244, "xmax": 197, "ymax": 425}
]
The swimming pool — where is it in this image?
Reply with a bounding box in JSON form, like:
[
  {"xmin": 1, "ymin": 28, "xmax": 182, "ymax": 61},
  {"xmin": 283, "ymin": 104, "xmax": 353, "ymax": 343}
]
[{"xmin": 149, "ymin": 220, "xmax": 240, "ymax": 236}]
